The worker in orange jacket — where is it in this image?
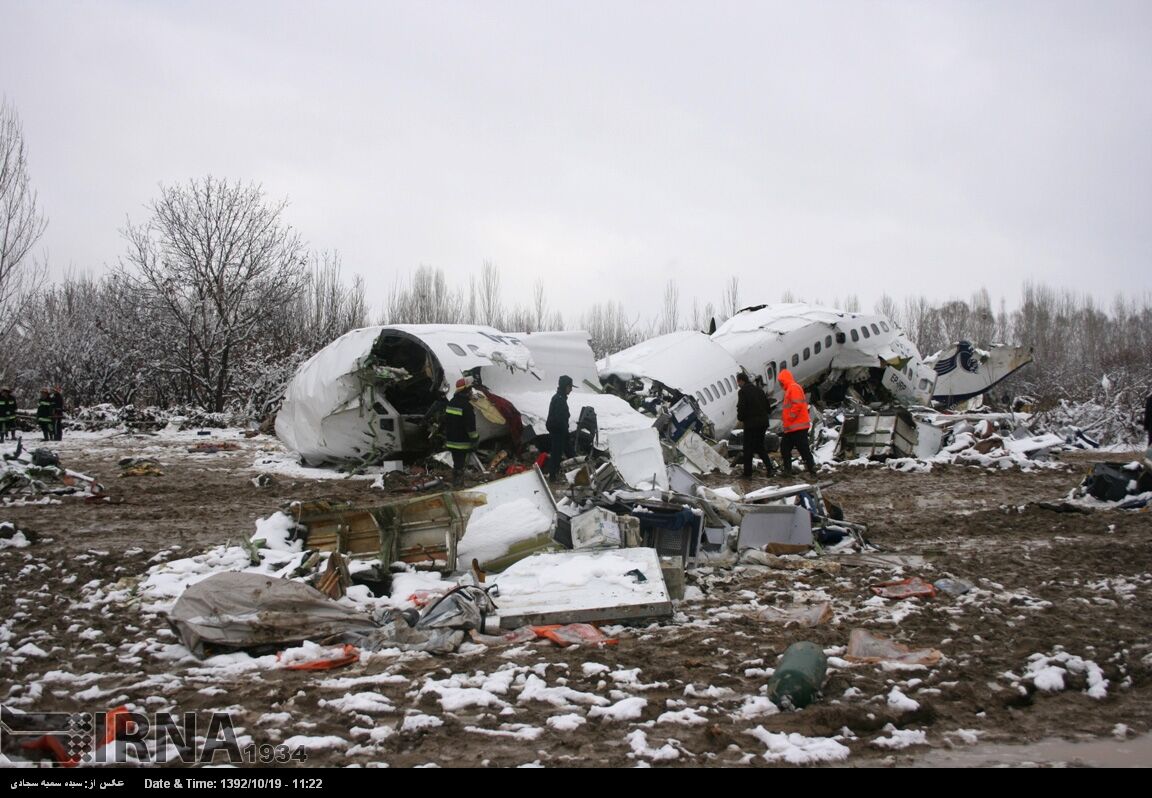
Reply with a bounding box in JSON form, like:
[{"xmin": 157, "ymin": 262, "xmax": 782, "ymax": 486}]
[{"xmin": 778, "ymin": 369, "xmax": 817, "ymax": 477}]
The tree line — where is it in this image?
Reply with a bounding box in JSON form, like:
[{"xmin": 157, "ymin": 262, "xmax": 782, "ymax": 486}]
[{"xmin": 1, "ymin": 99, "xmax": 1148, "ymax": 423}]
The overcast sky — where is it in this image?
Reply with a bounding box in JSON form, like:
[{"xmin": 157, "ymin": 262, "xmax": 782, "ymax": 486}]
[{"xmin": 3, "ymin": 0, "xmax": 1150, "ymax": 325}]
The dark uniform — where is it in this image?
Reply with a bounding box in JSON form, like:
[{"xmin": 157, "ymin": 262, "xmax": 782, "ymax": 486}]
[
  {"xmin": 736, "ymin": 374, "xmax": 775, "ymax": 478},
  {"xmin": 1144, "ymin": 393, "xmax": 1151, "ymax": 446},
  {"xmin": 0, "ymin": 388, "xmax": 16, "ymax": 441},
  {"xmin": 50, "ymin": 387, "xmax": 64, "ymax": 441},
  {"xmin": 546, "ymin": 375, "xmax": 574, "ymax": 481},
  {"xmin": 444, "ymin": 381, "xmax": 478, "ymax": 486},
  {"xmin": 36, "ymin": 390, "xmax": 54, "ymax": 441}
]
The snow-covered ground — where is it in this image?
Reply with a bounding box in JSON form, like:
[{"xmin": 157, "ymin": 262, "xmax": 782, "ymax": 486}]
[{"xmin": 1, "ymin": 424, "xmax": 1149, "ymax": 767}]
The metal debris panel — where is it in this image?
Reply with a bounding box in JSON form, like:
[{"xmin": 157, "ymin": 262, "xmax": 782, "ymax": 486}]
[{"xmin": 489, "ymin": 547, "xmax": 673, "ymax": 629}]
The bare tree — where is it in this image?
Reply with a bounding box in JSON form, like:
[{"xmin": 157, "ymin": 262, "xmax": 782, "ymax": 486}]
[
  {"xmin": 385, "ymin": 265, "xmax": 462, "ymax": 324},
  {"xmin": 531, "ymin": 278, "xmax": 548, "ymax": 333},
  {"xmin": 659, "ymin": 279, "xmax": 680, "ymax": 334},
  {"xmin": 119, "ymin": 177, "xmax": 307, "ymax": 411},
  {"xmin": 722, "ymin": 275, "xmax": 740, "ymax": 319},
  {"xmin": 583, "ymin": 301, "xmax": 641, "ymax": 359},
  {"xmin": 479, "ymin": 260, "xmax": 503, "ymax": 328},
  {"xmin": 294, "ymin": 251, "xmax": 367, "ymax": 348},
  {"xmin": 0, "ymin": 99, "xmax": 47, "ymax": 366},
  {"xmin": 874, "ymin": 293, "xmax": 901, "ymax": 326}
]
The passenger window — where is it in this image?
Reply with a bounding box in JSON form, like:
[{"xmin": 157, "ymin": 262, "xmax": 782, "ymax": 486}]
[
  {"xmin": 835, "ymin": 333, "xmax": 845, "ymax": 344},
  {"xmin": 814, "ymin": 341, "xmax": 821, "ymax": 354},
  {"xmin": 791, "ymin": 354, "xmax": 799, "ymax": 367},
  {"xmin": 468, "ymin": 344, "xmax": 482, "ymax": 353},
  {"xmin": 871, "ymin": 323, "xmax": 880, "ymax": 335},
  {"xmin": 696, "ymin": 391, "xmax": 704, "ymax": 404},
  {"xmin": 850, "ymin": 329, "xmax": 859, "ymax": 342},
  {"xmin": 447, "ymin": 343, "xmax": 466, "ymax": 356},
  {"xmin": 726, "ymin": 376, "xmax": 735, "ymax": 392},
  {"xmin": 803, "ymin": 347, "xmax": 811, "ymax": 361},
  {"xmin": 779, "ymin": 361, "xmax": 787, "ymax": 374},
  {"xmin": 861, "ymin": 326, "xmax": 871, "ymax": 339},
  {"xmin": 826, "ymin": 335, "xmax": 833, "ymax": 347},
  {"xmin": 880, "ymin": 321, "xmax": 889, "ymax": 332}
]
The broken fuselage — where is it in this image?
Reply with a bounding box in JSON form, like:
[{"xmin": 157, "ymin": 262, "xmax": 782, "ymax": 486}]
[
  {"xmin": 599, "ymin": 304, "xmax": 938, "ymax": 438},
  {"xmin": 275, "ymin": 325, "xmax": 650, "ymax": 465}
]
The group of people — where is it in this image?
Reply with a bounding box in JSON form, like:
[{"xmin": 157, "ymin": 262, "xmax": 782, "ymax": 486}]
[
  {"xmin": 0, "ymin": 386, "xmax": 65, "ymax": 442},
  {"xmin": 442, "ymin": 374, "xmax": 576, "ymax": 487},
  {"xmin": 736, "ymin": 369, "xmax": 817, "ymax": 481},
  {"xmin": 442, "ymin": 373, "xmax": 1152, "ymax": 489}
]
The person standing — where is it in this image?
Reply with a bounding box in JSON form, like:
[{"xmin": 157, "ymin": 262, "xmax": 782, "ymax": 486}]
[
  {"xmin": 444, "ymin": 378, "xmax": 478, "ymax": 487},
  {"xmin": 50, "ymin": 385, "xmax": 64, "ymax": 441},
  {"xmin": 546, "ymin": 375, "xmax": 574, "ymax": 481},
  {"xmin": 1144, "ymin": 392, "xmax": 1152, "ymax": 446},
  {"xmin": 0, "ymin": 387, "xmax": 16, "ymax": 441},
  {"xmin": 36, "ymin": 388, "xmax": 54, "ymax": 441},
  {"xmin": 736, "ymin": 372, "xmax": 775, "ymax": 478},
  {"xmin": 778, "ymin": 369, "xmax": 817, "ymax": 477}
]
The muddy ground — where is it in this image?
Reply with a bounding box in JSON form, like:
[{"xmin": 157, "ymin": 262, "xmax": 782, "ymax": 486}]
[{"xmin": 1, "ymin": 431, "xmax": 1149, "ymax": 768}]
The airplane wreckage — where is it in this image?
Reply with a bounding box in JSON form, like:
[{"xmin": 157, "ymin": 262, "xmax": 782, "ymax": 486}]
[{"xmin": 275, "ymin": 303, "xmax": 1033, "ymax": 467}]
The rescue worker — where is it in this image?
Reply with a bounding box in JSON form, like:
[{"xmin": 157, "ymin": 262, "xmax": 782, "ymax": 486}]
[
  {"xmin": 778, "ymin": 369, "xmax": 817, "ymax": 477},
  {"xmin": 36, "ymin": 388, "xmax": 54, "ymax": 441},
  {"xmin": 0, "ymin": 387, "xmax": 16, "ymax": 441},
  {"xmin": 50, "ymin": 385, "xmax": 64, "ymax": 441},
  {"xmin": 444, "ymin": 377, "xmax": 478, "ymax": 487},
  {"xmin": 546, "ymin": 375, "xmax": 574, "ymax": 482},
  {"xmin": 735, "ymin": 372, "xmax": 775, "ymax": 478},
  {"xmin": 1144, "ymin": 392, "xmax": 1152, "ymax": 446}
]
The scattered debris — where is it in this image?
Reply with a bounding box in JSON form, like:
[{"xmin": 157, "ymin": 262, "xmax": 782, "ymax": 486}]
[
  {"xmin": 488, "ymin": 548, "xmax": 674, "ymax": 629},
  {"xmin": 870, "ymin": 577, "xmax": 937, "ymax": 600},
  {"xmin": 167, "ymin": 572, "xmax": 382, "ymax": 658},
  {"xmin": 753, "ymin": 602, "xmax": 833, "ymax": 627},
  {"xmin": 532, "ymin": 623, "xmax": 619, "ymax": 648},
  {"xmin": 1074, "ymin": 461, "xmax": 1152, "ymax": 508},
  {"xmin": 118, "ymin": 457, "xmax": 164, "ymax": 477},
  {"xmin": 277, "ymin": 643, "xmax": 360, "ymax": 671},
  {"xmin": 844, "ymin": 629, "xmax": 943, "ymax": 666},
  {"xmin": 1, "ymin": 451, "xmax": 106, "ymax": 500},
  {"xmin": 767, "ymin": 642, "xmax": 828, "ymax": 710},
  {"xmin": 0, "ymin": 521, "xmax": 33, "ymax": 549},
  {"xmin": 187, "ymin": 441, "xmax": 241, "ymax": 454},
  {"xmin": 933, "ymin": 577, "xmax": 972, "ymax": 596}
]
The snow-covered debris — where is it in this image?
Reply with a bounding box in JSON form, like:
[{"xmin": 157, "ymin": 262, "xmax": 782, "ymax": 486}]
[
  {"xmin": 457, "ymin": 498, "xmax": 553, "ymax": 570},
  {"xmin": 1023, "ymin": 650, "xmax": 1108, "ymax": 699},
  {"xmin": 587, "ymin": 696, "xmax": 647, "ymax": 722},
  {"xmin": 886, "ymin": 687, "xmax": 920, "ymax": 713},
  {"xmin": 871, "ymin": 724, "xmax": 928, "ymax": 749},
  {"xmin": 625, "ymin": 730, "xmax": 680, "ymax": 762},
  {"xmin": 747, "ymin": 728, "xmax": 851, "ymax": 764}
]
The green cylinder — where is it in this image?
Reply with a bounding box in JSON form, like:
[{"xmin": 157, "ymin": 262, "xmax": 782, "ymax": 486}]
[{"xmin": 766, "ymin": 641, "xmax": 827, "ymax": 710}]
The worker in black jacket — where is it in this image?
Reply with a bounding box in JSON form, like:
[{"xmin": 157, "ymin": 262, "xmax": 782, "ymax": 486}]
[
  {"xmin": 546, "ymin": 375, "xmax": 574, "ymax": 482},
  {"xmin": 50, "ymin": 385, "xmax": 64, "ymax": 441},
  {"xmin": 736, "ymin": 372, "xmax": 776, "ymax": 478},
  {"xmin": 36, "ymin": 388, "xmax": 54, "ymax": 441},
  {"xmin": 0, "ymin": 387, "xmax": 16, "ymax": 441},
  {"xmin": 1144, "ymin": 392, "xmax": 1152, "ymax": 446},
  {"xmin": 444, "ymin": 378, "xmax": 478, "ymax": 487}
]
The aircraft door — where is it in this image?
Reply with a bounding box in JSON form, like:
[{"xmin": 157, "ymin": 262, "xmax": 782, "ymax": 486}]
[{"xmin": 763, "ymin": 362, "xmax": 776, "ymax": 385}]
